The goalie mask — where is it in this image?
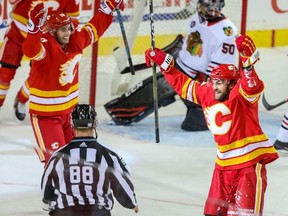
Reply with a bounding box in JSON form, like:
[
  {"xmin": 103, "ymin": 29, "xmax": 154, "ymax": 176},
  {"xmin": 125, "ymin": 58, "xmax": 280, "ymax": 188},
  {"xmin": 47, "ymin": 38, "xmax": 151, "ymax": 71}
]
[
  {"xmin": 71, "ymin": 104, "xmax": 98, "ymax": 129},
  {"xmin": 45, "ymin": 12, "xmax": 73, "ymax": 36},
  {"xmin": 197, "ymin": 0, "xmax": 225, "ymax": 23}
]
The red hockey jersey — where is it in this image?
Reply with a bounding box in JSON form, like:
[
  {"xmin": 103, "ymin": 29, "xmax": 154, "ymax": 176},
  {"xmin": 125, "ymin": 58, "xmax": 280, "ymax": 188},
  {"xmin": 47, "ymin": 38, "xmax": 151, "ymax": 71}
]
[
  {"xmin": 22, "ymin": 11, "xmax": 113, "ymax": 116},
  {"xmin": 164, "ymin": 67, "xmax": 278, "ymax": 170},
  {"xmin": 11, "ymin": 0, "xmax": 80, "ymax": 37}
]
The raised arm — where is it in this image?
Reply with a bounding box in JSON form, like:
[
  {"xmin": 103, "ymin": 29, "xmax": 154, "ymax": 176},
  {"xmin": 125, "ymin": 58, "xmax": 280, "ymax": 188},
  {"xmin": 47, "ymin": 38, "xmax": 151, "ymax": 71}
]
[
  {"xmin": 22, "ymin": 3, "xmax": 47, "ymax": 59},
  {"xmin": 235, "ymin": 35, "xmax": 264, "ymax": 101},
  {"xmin": 144, "ymin": 47, "xmax": 203, "ymax": 103}
]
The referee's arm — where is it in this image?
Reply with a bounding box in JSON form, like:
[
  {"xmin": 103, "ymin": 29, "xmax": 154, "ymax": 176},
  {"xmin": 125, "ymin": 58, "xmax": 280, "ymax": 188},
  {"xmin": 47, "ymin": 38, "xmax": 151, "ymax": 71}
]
[{"xmin": 109, "ymin": 153, "xmax": 138, "ymax": 209}]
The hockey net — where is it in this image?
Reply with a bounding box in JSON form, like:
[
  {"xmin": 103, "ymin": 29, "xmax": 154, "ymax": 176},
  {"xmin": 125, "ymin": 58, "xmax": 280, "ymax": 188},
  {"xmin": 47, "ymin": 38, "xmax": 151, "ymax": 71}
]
[
  {"xmin": 0, "ymin": 0, "xmax": 246, "ymax": 106},
  {"xmin": 78, "ymin": 0, "xmax": 246, "ymax": 106}
]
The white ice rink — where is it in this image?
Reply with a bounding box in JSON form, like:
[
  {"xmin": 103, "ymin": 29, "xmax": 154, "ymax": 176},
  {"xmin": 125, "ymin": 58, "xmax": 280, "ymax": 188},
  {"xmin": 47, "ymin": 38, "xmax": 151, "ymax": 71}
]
[{"xmin": 0, "ymin": 47, "xmax": 288, "ymax": 216}]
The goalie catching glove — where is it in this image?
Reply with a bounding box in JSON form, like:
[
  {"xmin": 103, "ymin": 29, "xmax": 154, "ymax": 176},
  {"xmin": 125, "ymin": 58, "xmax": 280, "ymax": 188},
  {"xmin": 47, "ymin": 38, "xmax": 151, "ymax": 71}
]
[
  {"xmin": 235, "ymin": 34, "xmax": 259, "ymax": 69},
  {"xmin": 145, "ymin": 48, "xmax": 174, "ymax": 73},
  {"xmin": 100, "ymin": 0, "xmax": 124, "ymax": 15},
  {"xmin": 27, "ymin": 3, "xmax": 48, "ymax": 34}
]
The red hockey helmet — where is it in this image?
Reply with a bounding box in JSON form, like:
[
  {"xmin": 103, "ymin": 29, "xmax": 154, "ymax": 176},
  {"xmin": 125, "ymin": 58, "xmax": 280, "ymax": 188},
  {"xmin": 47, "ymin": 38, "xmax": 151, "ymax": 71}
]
[
  {"xmin": 45, "ymin": 12, "xmax": 72, "ymax": 33},
  {"xmin": 210, "ymin": 64, "xmax": 240, "ymax": 81}
]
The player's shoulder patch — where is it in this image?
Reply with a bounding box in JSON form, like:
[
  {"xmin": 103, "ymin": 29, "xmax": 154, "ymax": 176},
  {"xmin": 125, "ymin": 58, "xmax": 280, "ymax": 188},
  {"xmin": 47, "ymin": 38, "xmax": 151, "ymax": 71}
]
[
  {"xmin": 190, "ymin": 20, "xmax": 196, "ymax": 28},
  {"xmin": 223, "ymin": 26, "xmax": 234, "ymax": 36}
]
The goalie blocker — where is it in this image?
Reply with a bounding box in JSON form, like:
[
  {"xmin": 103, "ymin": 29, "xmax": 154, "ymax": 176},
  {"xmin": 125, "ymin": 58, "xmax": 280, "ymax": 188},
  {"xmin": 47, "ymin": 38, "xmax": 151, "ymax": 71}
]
[{"xmin": 104, "ymin": 34, "xmax": 208, "ymax": 130}]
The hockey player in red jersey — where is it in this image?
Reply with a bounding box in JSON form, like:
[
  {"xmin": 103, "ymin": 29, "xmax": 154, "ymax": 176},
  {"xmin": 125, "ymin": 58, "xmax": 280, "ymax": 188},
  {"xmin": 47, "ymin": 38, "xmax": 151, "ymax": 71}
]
[
  {"xmin": 23, "ymin": 0, "xmax": 124, "ymax": 165},
  {"xmin": 104, "ymin": 0, "xmax": 238, "ymax": 131},
  {"xmin": 145, "ymin": 35, "xmax": 279, "ymax": 215},
  {"xmin": 0, "ymin": 0, "xmax": 80, "ymax": 121}
]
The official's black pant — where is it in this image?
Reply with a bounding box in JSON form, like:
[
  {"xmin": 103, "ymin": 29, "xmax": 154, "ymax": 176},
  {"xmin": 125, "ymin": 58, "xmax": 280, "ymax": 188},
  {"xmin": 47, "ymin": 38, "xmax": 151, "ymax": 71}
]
[{"xmin": 49, "ymin": 205, "xmax": 111, "ymax": 216}]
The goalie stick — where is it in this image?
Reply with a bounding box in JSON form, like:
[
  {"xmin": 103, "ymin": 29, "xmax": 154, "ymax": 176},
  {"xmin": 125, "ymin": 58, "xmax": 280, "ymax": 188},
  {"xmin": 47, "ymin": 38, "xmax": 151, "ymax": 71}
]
[
  {"xmin": 111, "ymin": 1, "xmax": 196, "ymax": 95},
  {"xmin": 120, "ymin": 62, "xmax": 147, "ymax": 74},
  {"xmin": 262, "ymin": 93, "xmax": 288, "ymax": 111},
  {"xmin": 111, "ymin": 1, "xmax": 147, "ymax": 95}
]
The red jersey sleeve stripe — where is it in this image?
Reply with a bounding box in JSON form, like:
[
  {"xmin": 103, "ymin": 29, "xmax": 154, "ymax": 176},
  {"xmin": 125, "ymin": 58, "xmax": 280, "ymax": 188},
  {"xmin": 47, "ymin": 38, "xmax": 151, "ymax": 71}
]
[{"xmin": 83, "ymin": 23, "xmax": 98, "ymax": 44}]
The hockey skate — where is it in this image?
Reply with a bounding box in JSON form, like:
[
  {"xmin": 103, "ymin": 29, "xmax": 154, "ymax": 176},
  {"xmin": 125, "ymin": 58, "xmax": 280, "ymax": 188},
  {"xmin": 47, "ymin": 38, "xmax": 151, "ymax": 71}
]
[
  {"xmin": 14, "ymin": 97, "xmax": 26, "ymax": 121},
  {"xmin": 274, "ymin": 139, "xmax": 288, "ymax": 151}
]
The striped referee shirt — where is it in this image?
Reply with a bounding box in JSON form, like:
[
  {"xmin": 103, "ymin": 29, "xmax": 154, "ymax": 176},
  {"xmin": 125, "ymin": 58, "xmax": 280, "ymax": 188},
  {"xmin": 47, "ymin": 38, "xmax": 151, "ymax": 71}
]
[{"xmin": 41, "ymin": 136, "xmax": 137, "ymax": 211}]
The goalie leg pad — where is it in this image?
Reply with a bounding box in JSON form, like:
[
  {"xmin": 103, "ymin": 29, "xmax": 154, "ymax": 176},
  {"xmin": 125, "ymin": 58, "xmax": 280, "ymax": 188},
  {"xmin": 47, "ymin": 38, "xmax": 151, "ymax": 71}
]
[
  {"xmin": 181, "ymin": 99, "xmax": 208, "ymax": 131},
  {"xmin": 104, "ymin": 72, "xmax": 176, "ymax": 125}
]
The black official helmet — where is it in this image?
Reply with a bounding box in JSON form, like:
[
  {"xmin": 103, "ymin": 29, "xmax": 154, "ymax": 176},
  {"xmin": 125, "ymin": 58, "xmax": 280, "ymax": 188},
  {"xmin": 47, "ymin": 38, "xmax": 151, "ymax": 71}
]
[
  {"xmin": 71, "ymin": 104, "xmax": 98, "ymax": 129},
  {"xmin": 197, "ymin": 0, "xmax": 225, "ymax": 22}
]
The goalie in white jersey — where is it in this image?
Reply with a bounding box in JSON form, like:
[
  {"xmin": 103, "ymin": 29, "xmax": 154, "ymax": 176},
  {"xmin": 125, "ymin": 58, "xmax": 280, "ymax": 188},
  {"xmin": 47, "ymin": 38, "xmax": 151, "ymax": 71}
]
[
  {"xmin": 177, "ymin": 0, "xmax": 237, "ymax": 78},
  {"xmin": 104, "ymin": 0, "xmax": 238, "ymax": 131}
]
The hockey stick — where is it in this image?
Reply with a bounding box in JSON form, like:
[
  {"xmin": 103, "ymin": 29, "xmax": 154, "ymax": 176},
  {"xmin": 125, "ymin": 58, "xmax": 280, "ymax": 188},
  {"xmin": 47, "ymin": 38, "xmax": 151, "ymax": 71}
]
[
  {"xmin": 120, "ymin": 62, "xmax": 148, "ymax": 74},
  {"xmin": 116, "ymin": 9, "xmax": 135, "ymax": 75},
  {"xmin": 143, "ymin": 7, "xmax": 194, "ymax": 21},
  {"xmin": 262, "ymin": 93, "xmax": 288, "ymax": 111},
  {"xmin": 149, "ymin": 0, "xmax": 160, "ymax": 143}
]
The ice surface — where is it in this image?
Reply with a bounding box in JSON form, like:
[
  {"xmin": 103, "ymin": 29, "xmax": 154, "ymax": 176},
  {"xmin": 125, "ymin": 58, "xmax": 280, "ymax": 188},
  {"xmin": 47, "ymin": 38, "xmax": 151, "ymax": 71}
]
[{"xmin": 0, "ymin": 47, "xmax": 288, "ymax": 215}]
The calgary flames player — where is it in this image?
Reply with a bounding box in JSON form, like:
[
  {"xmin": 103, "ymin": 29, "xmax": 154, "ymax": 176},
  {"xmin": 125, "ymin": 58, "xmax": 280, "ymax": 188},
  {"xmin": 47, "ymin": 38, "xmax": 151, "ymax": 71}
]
[
  {"xmin": 22, "ymin": 0, "xmax": 124, "ymax": 165},
  {"xmin": 104, "ymin": 0, "xmax": 238, "ymax": 132},
  {"xmin": 145, "ymin": 35, "xmax": 279, "ymax": 215},
  {"xmin": 0, "ymin": 0, "xmax": 80, "ymax": 121}
]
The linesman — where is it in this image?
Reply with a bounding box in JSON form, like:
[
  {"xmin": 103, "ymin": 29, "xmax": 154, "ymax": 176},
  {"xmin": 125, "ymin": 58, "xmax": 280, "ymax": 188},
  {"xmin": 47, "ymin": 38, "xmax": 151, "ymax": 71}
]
[{"xmin": 41, "ymin": 104, "xmax": 139, "ymax": 216}]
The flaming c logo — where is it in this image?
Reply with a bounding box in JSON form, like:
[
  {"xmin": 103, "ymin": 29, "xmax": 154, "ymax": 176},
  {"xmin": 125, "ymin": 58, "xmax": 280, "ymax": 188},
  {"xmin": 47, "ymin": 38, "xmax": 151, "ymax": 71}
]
[{"xmin": 272, "ymin": 0, "xmax": 288, "ymax": 13}]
